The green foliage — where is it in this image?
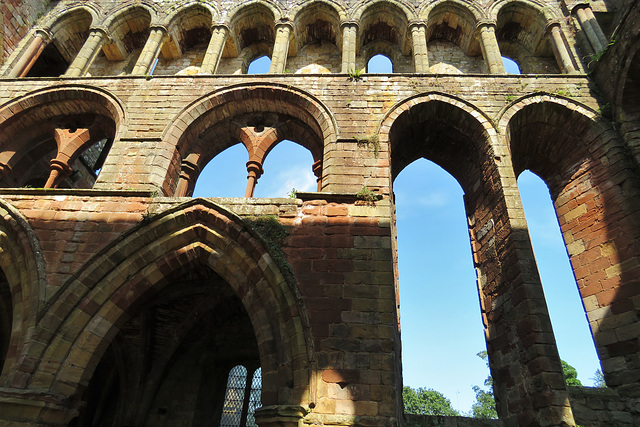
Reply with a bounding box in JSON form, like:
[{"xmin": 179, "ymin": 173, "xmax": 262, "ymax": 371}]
[
  {"xmin": 348, "ymin": 67, "xmax": 364, "ymax": 81},
  {"xmin": 596, "ymin": 102, "xmax": 611, "ymax": 118},
  {"xmin": 244, "ymin": 215, "xmax": 295, "ymax": 285},
  {"xmin": 591, "ymin": 369, "xmax": 606, "ymax": 388},
  {"xmin": 403, "ymin": 386, "xmax": 459, "ymax": 416},
  {"xmin": 505, "ymin": 94, "xmax": 516, "ymax": 103},
  {"xmin": 288, "ymin": 188, "xmax": 297, "ymax": 199},
  {"xmin": 562, "ymin": 360, "xmax": 583, "ymax": 386},
  {"xmin": 471, "ymin": 351, "xmax": 498, "ymax": 419},
  {"xmin": 554, "ymin": 88, "xmax": 573, "ymax": 97},
  {"xmin": 355, "ymin": 134, "xmax": 380, "ymax": 158},
  {"xmin": 588, "ymin": 38, "xmax": 617, "ymax": 65},
  {"xmin": 470, "ymin": 352, "xmax": 586, "ymax": 420},
  {"xmin": 245, "ymin": 215, "xmax": 288, "ymax": 244},
  {"xmin": 355, "ymin": 186, "xmax": 379, "ymax": 203},
  {"xmin": 471, "ymin": 386, "xmax": 498, "ymax": 419}
]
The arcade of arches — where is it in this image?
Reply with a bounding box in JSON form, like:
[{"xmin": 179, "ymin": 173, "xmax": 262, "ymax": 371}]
[{"xmin": 1, "ymin": 1, "xmax": 640, "ymax": 427}]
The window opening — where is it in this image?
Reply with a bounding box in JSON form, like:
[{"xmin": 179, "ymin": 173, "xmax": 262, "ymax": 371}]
[
  {"xmin": 192, "ymin": 144, "xmax": 248, "ymax": 198},
  {"xmin": 253, "ymin": 140, "xmax": 316, "ymax": 198},
  {"xmin": 80, "ymin": 138, "xmax": 111, "ymax": 179},
  {"xmin": 26, "ymin": 43, "xmax": 69, "ymax": 77},
  {"xmin": 248, "ymin": 56, "xmax": 270, "ymax": 74},
  {"xmin": 502, "ymin": 56, "xmax": 520, "ymax": 74},
  {"xmin": 245, "ymin": 368, "xmax": 262, "ymax": 427},
  {"xmin": 368, "ymin": 54, "xmax": 392, "ymax": 73},
  {"xmin": 396, "ymin": 159, "xmax": 488, "ymax": 414},
  {"xmin": 149, "ymin": 58, "xmax": 159, "ymax": 76},
  {"xmin": 220, "ymin": 365, "xmax": 248, "ymax": 427},
  {"xmin": 518, "ymin": 170, "xmax": 603, "ymax": 386}
]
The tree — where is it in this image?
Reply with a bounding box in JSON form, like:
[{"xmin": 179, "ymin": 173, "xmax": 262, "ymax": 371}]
[
  {"xmin": 471, "ymin": 353, "xmax": 585, "ymax": 420},
  {"xmin": 561, "ymin": 360, "xmax": 582, "ymax": 386},
  {"xmin": 591, "ymin": 369, "xmax": 606, "ymax": 388},
  {"xmin": 471, "ymin": 385, "xmax": 498, "ymax": 419},
  {"xmin": 471, "ymin": 351, "xmax": 498, "ymax": 419},
  {"xmin": 403, "ymin": 386, "xmax": 459, "ymax": 416}
]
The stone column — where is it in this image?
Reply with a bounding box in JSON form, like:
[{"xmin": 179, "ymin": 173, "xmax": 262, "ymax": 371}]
[
  {"xmin": 269, "ymin": 22, "xmax": 293, "ymax": 74},
  {"xmin": 174, "ymin": 158, "xmax": 200, "ymax": 196},
  {"xmin": 45, "ymin": 128, "xmax": 92, "ymax": 188},
  {"xmin": 477, "ymin": 22, "xmax": 505, "ymax": 74},
  {"xmin": 465, "ymin": 155, "xmax": 576, "ymax": 425},
  {"xmin": 244, "ymin": 160, "xmax": 263, "ymax": 197},
  {"xmin": 64, "ymin": 28, "xmax": 109, "ymax": 77},
  {"xmin": 132, "ymin": 26, "xmax": 167, "ymax": 76},
  {"xmin": 341, "ymin": 21, "xmax": 358, "ymax": 74},
  {"xmin": 200, "ymin": 24, "xmax": 229, "ymax": 74},
  {"xmin": 409, "ymin": 22, "xmax": 429, "ymax": 73},
  {"xmin": 547, "ymin": 22, "xmax": 577, "ymax": 74},
  {"xmin": 583, "ymin": 7, "xmax": 608, "ymax": 49},
  {"xmin": 313, "ymin": 159, "xmax": 322, "ymax": 191},
  {"xmin": 7, "ymin": 29, "xmax": 51, "ymax": 78},
  {"xmin": 254, "ymin": 405, "xmax": 308, "ymax": 427},
  {"xmin": 574, "ymin": 5, "xmax": 608, "ymax": 53}
]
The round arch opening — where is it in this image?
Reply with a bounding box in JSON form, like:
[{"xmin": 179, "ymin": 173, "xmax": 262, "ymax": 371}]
[{"xmin": 0, "ymin": 90, "xmax": 121, "ymax": 189}]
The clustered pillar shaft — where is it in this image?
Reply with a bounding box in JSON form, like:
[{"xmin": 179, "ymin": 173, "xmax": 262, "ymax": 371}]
[
  {"xmin": 269, "ymin": 22, "xmax": 292, "ymax": 74},
  {"xmin": 7, "ymin": 29, "xmax": 51, "ymax": 78},
  {"xmin": 200, "ymin": 25, "xmax": 229, "ymax": 75},
  {"xmin": 132, "ymin": 26, "xmax": 167, "ymax": 76},
  {"xmin": 45, "ymin": 128, "xmax": 92, "ymax": 188},
  {"xmin": 64, "ymin": 28, "xmax": 109, "ymax": 77},
  {"xmin": 477, "ymin": 22, "xmax": 505, "ymax": 74},
  {"xmin": 313, "ymin": 159, "xmax": 322, "ymax": 191},
  {"xmin": 175, "ymin": 159, "xmax": 200, "ymax": 197},
  {"xmin": 547, "ymin": 22, "xmax": 578, "ymax": 74},
  {"xmin": 245, "ymin": 160, "xmax": 264, "ymax": 197},
  {"xmin": 409, "ymin": 22, "xmax": 429, "ymax": 73},
  {"xmin": 574, "ymin": 5, "xmax": 608, "ymax": 53},
  {"xmin": 341, "ymin": 21, "xmax": 358, "ymax": 74}
]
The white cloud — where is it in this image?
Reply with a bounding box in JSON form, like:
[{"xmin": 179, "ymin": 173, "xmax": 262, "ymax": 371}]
[{"xmin": 256, "ymin": 165, "xmax": 317, "ymax": 198}]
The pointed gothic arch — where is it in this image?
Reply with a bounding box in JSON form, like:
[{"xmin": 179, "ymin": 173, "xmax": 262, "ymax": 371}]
[
  {"xmin": 500, "ymin": 95, "xmax": 640, "ymax": 395},
  {"xmin": 22, "ymin": 199, "xmax": 315, "ymax": 423},
  {"xmin": 0, "ymin": 200, "xmax": 46, "ymax": 387},
  {"xmin": 380, "ymin": 93, "xmax": 575, "ymax": 425}
]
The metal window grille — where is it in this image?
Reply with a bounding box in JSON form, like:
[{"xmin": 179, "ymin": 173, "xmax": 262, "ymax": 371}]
[
  {"xmin": 220, "ymin": 365, "xmax": 248, "ymax": 427},
  {"xmin": 245, "ymin": 368, "xmax": 262, "ymax": 427}
]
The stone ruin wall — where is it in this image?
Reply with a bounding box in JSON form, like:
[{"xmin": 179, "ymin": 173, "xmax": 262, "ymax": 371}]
[{"xmin": 0, "ymin": 0, "xmax": 639, "ymax": 426}]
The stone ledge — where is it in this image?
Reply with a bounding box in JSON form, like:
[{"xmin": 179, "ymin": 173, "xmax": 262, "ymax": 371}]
[
  {"xmin": 405, "ymin": 414, "xmax": 503, "ymax": 426},
  {"xmin": 0, "ymin": 188, "xmax": 153, "ymax": 197},
  {"xmin": 296, "ymin": 191, "xmax": 359, "ymax": 203}
]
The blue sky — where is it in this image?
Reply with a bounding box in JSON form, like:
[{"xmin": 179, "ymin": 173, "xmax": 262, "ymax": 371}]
[{"xmin": 193, "ymin": 55, "xmax": 601, "ymax": 414}]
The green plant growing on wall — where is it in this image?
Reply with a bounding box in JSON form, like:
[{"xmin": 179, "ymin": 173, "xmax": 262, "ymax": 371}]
[
  {"xmin": 356, "ymin": 186, "xmax": 380, "ymax": 203},
  {"xmin": 588, "ymin": 37, "xmax": 617, "ymax": 65},
  {"xmin": 245, "ymin": 215, "xmax": 295, "ymax": 285},
  {"xmin": 596, "ymin": 102, "xmax": 611, "ymax": 118},
  {"xmin": 505, "ymin": 94, "xmax": 516, "ymax": 103},
  {"xmin": 554, "ymin": 88, "xmax": 573, "ymax": 97},
  {"xmin": 355, "ymin": 134, "xmax": 381, "ymax": 158},
  {"xmin": 348, "ymin": 67, "xmax": 364, "ymax": 81}
]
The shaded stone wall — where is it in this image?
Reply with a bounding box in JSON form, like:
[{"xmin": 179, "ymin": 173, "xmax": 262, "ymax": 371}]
[{"xmin": 0, "ymin": 0, "xmax": 49, "ymax": 62}]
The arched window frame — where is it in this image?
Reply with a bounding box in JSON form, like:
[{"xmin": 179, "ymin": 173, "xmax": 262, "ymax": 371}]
[{"xmin": 221, "ymin": 365, "xmax": 262, "ymax": 427}]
